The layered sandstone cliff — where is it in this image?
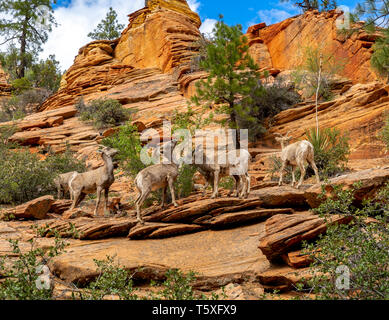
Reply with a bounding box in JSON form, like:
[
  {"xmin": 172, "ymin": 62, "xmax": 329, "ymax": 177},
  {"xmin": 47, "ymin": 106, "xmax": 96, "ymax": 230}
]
[
  {"xmin": 247, "ymin": 10, "xmax": 380, "ymax": 83},
  {"xmin": 1, "ymin": 4, "xmax": 387, "ymax": 160},
  {"xmin": 40, "ymin": 0, "xmax": 202, "ymax": 112}
]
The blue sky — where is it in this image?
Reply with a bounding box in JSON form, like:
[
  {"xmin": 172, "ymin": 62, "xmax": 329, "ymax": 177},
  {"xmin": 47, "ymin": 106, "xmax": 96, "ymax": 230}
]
[{"xmin": 41, "ymin": 0, "xmax": 361, "ymax": 70}]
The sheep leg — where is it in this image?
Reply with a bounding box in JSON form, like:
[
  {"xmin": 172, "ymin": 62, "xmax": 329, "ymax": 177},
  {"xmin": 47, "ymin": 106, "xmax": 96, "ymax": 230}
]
[
  {"xmin": 241, "ymin": 175, "xmax": 250, "ymax": 199},
  {"xmin": 94, "ymin": 187, "xmax": 103, "ymax": 216},
  {"xmin": 202, "ymin": 180, "xmax": 209, "ymax": 196},
  {"xmin": 291, "ymin": 165, "xmax": 296, "ymax": 187},
  {"xmin": 230, "ymin": 175, "xmax": 239, "ymax": 197},
  {"xmin": 246, "ymin": 173, "xmax": 251, "ymax": 196},
  {"xmin": 103, "ymin": 188, "xmax": 109, "ymax": 216},
  {"xmin": 296, "ymin": 162, "xmax": 306, "ymax": 189},
  {"xmin": 136, "ymin": 189, "xmax": 151, "ymax": 224},
  {"xmin": 211, "ymin": 170, "xmax": 220, "ymax": 199},
  {"xmin": 160, "ymin": 186, "xmax": 167, "ymax": 209},
  {"xmin": 278, "ymin": 162, "xmax": 286, "ymax": 186},
  {"xmin": 57, "ymin": 186, "xmax": 62, "ymax": 200},
  {"xmin": 309, "ymin": 159, "xmax": 320, "ymax": 184},
  {"xmin": 168, "ymin": 176, "xmax": 178, "ymax": 207}
]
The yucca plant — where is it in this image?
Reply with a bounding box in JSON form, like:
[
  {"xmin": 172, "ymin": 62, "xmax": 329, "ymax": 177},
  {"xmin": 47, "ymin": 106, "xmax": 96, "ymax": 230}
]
[{"xmin": 305, "ymin": 127, "xmax": 350, "ymax": 179}]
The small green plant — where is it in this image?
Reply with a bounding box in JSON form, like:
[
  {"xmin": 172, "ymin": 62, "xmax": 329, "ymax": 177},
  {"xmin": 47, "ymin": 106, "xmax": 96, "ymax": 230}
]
[
  {"xmin": 306, "ymin": 127, "xmax": 350, "ymax": 179},
  {"xmin": 237, "ymin": 77, "xmax": 301, "ymax": 141},
  {"xmin": 150, "ymin": 269, "xmax": 221, "ymax": 300},
  {"xmin": 0, "ymin": 236, "xmax": 67, "ymax": 300},
  {"xmin": 299, "ymin": 182, "xmax": 389, "ymax": 300},
  {"xmin": 77, "ymin": 255, "xmax": 138, "ymax": 300},
  {"xmin": 76, "ymin": 98, "xmax": 132, "ymax": 129}
]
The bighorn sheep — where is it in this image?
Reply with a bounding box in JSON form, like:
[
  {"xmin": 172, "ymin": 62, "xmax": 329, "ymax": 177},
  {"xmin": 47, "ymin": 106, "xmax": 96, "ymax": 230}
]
[
  {"xmin": 54, "ymin": 171, "xmax": 78, "ymax": 200},
  {"xmin": 192, "ymin": 146, "xmax": 251, "ymax": 199},
  {"xmin": 69, "ymin": 147, "xmax": 118, "ymax": 216},
  {"xmin": 275, "ymin": 132, "xmax": 320, "ymax": 189},
  {"xmin": 135, "ymin": 139, "xmax": 179, "ymax": 224}
]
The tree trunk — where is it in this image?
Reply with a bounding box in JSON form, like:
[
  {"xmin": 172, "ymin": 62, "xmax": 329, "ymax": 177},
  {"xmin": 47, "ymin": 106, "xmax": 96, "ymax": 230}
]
[
  {"xmin": 230, "ymin": 104, "xmax": 240, "ymax": 149},
  {"xmin": 19, "ymin": 17, "xmax": 29, "ymax": 79}
]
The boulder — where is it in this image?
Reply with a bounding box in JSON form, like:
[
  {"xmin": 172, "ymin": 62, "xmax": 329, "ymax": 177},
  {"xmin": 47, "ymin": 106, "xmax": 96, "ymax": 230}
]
[
  {"xmin": 248, "ymin": 186, "xmax": 309, "ymax": 208},
  {"xmin": 305, "ymin": 167, "xmax": 389, "ymax": 208},
  {"xmin": 49, "ymin": 222, "xmax": 270, "ymax": 288},
  {"xmin": 1, "ymin": 196, "xmax": 54, "ymax": 220},
  {"xmin": 50, "ymin": 200, "xmax": 73, "ymax": 214},
  {"xmin": 258, "ymin": 213, "xmax": 353, "ymax": 262}
]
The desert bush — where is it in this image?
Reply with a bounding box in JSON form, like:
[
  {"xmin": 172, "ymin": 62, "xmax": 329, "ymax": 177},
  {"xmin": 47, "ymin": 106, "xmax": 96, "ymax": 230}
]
[
  {"xmin": 45, "ymin": 147, "xmax": 86, "ymax": 176},
  {"xmin": 306, "ymin": 127, "xmax": 350, "ymax": 179},
  {"xmin": 0, "ymin": 146, "xmax": 86, "ymax": 205},
  {"xmin": 0, "ymin": 88, "xmax": 51, "ymax": 122},
  {"xmin": 0, "ymin": 237, "xmax": 67, "ymax": 300},
  {"xmin": 237, "ymin": 78, "xmax": 301, "ymax": 141},
  {"xmin": 150, "ymin": 269, "xmax": 221, "ymax": 300},
  {"xmin": 298, "ymin": 182, "xmax": 389, "ymax": 300},
  {"xmin": 76, "ymin": 255, "xmax": 138, "ymax": 300},
  {"xmin": 76, "ymin": 98, "xmax": 131, "ymax": 130}
]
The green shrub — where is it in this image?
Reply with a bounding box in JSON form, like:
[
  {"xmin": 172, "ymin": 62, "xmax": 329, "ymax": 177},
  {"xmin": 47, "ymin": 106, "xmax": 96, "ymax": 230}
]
[
  {"xmin": 0, "ymin": 150, "xmax": 54, "ymax": 204},
  {"xmin": 0, "ymin": 89, "xmax": 51, "ymax": 122},
  {"xmin": 0, "ymin": 237, "xmax": 67, "ymax": 300},
  {"xmin": 299, "ymin": 182, "xmax": 389, "ymax": 300},
  {"xmin": 11, "ymin": 77, "xmax": 32, "ymax": 94},
  {"xmin": 76, "ymin": 98, "xmax": 131, "ymax": 129},
  {"xmin": 102, "ymin": 122, "xmax": 146, "ymax": 178},
  {"xmin": 237, "ymin": 78, "xmax": 301, "ymax": 141},
  {"xmin": 45, "ymin": 147, "xmax": 86, "ymax": 175},
  {"xmin": 150, "ymin": 269, "xmax": 221, "ymax": 300},
  {"xmin": 381, "ymin": 115, "xmax": 389, "ymax": 150},
  {"xmin": 306, "ymin": 127, "xmax": 350, "ymax": 179},
  {"xmin": 0, "ymin": 147, "xmax": 86, "ymax": 205},
  {"xmin": 77, "ymin": 255, "xmax": 138, "ymax": 300},
  {"xmin": 175, "ymin": 164, "xmax": 197, "ymax": 199}
]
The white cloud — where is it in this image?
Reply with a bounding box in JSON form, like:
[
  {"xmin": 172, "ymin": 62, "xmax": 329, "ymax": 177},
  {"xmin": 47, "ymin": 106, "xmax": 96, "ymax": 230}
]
[
  {"xmin": 200, "ymin": 18, "xmax": 217, "ymax": 37},
  {"xmin": 187, "ymin": 0, "xmax": 201, "ymax": 12},
  {"xmin": 256, "ymin": 8, "xmax": 294, "ymax": 25},
  {"xmin": 249, "ymin": 1, "xmax": 300, "ymax": 27},
  {"xmin": 40, "ymin": 0, "xmax": 144, "ymax": 71}
]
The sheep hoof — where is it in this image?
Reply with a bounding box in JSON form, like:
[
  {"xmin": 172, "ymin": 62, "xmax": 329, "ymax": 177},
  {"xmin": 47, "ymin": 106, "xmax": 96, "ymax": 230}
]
[{"xmin": 173, "ymin": 203, "xmax": 179, "ymax": 208}]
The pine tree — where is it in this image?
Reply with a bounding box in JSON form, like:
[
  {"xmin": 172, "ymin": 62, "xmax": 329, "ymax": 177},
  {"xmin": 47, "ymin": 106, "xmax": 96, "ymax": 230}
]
[
  {"xmin": 88, "ymin": 7, "xmax": 125, "ymax": 40},
  {"xmin": 353, "ymin": 1, "xmax": 389, "ymax": 82},
  {"xmin": 0, "ymin": 0, "xmax": 57, "ymax": 78},
  {"xmin": 191, "ymin": 16, "xmax": 262, "ymax": 147},
  {"xmin": 371, "ymin": 27, "xmax": 389, "ymax": 82}
]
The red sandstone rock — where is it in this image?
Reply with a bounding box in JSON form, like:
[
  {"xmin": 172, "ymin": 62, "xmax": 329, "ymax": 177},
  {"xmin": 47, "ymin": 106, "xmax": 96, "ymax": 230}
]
[
  {"xmin": 2, "ymin": 196, "xmax": 55, "ymax": 220},
  {"xmin": 258, "ymin": 213, "xmax": 353, "ymax": 262}
]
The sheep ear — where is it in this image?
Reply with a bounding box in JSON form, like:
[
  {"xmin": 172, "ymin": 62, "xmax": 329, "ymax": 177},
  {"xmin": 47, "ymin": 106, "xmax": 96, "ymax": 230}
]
[{"xmin": 275, "ymin": 137, "xmax": 282, "ymax": 142}]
